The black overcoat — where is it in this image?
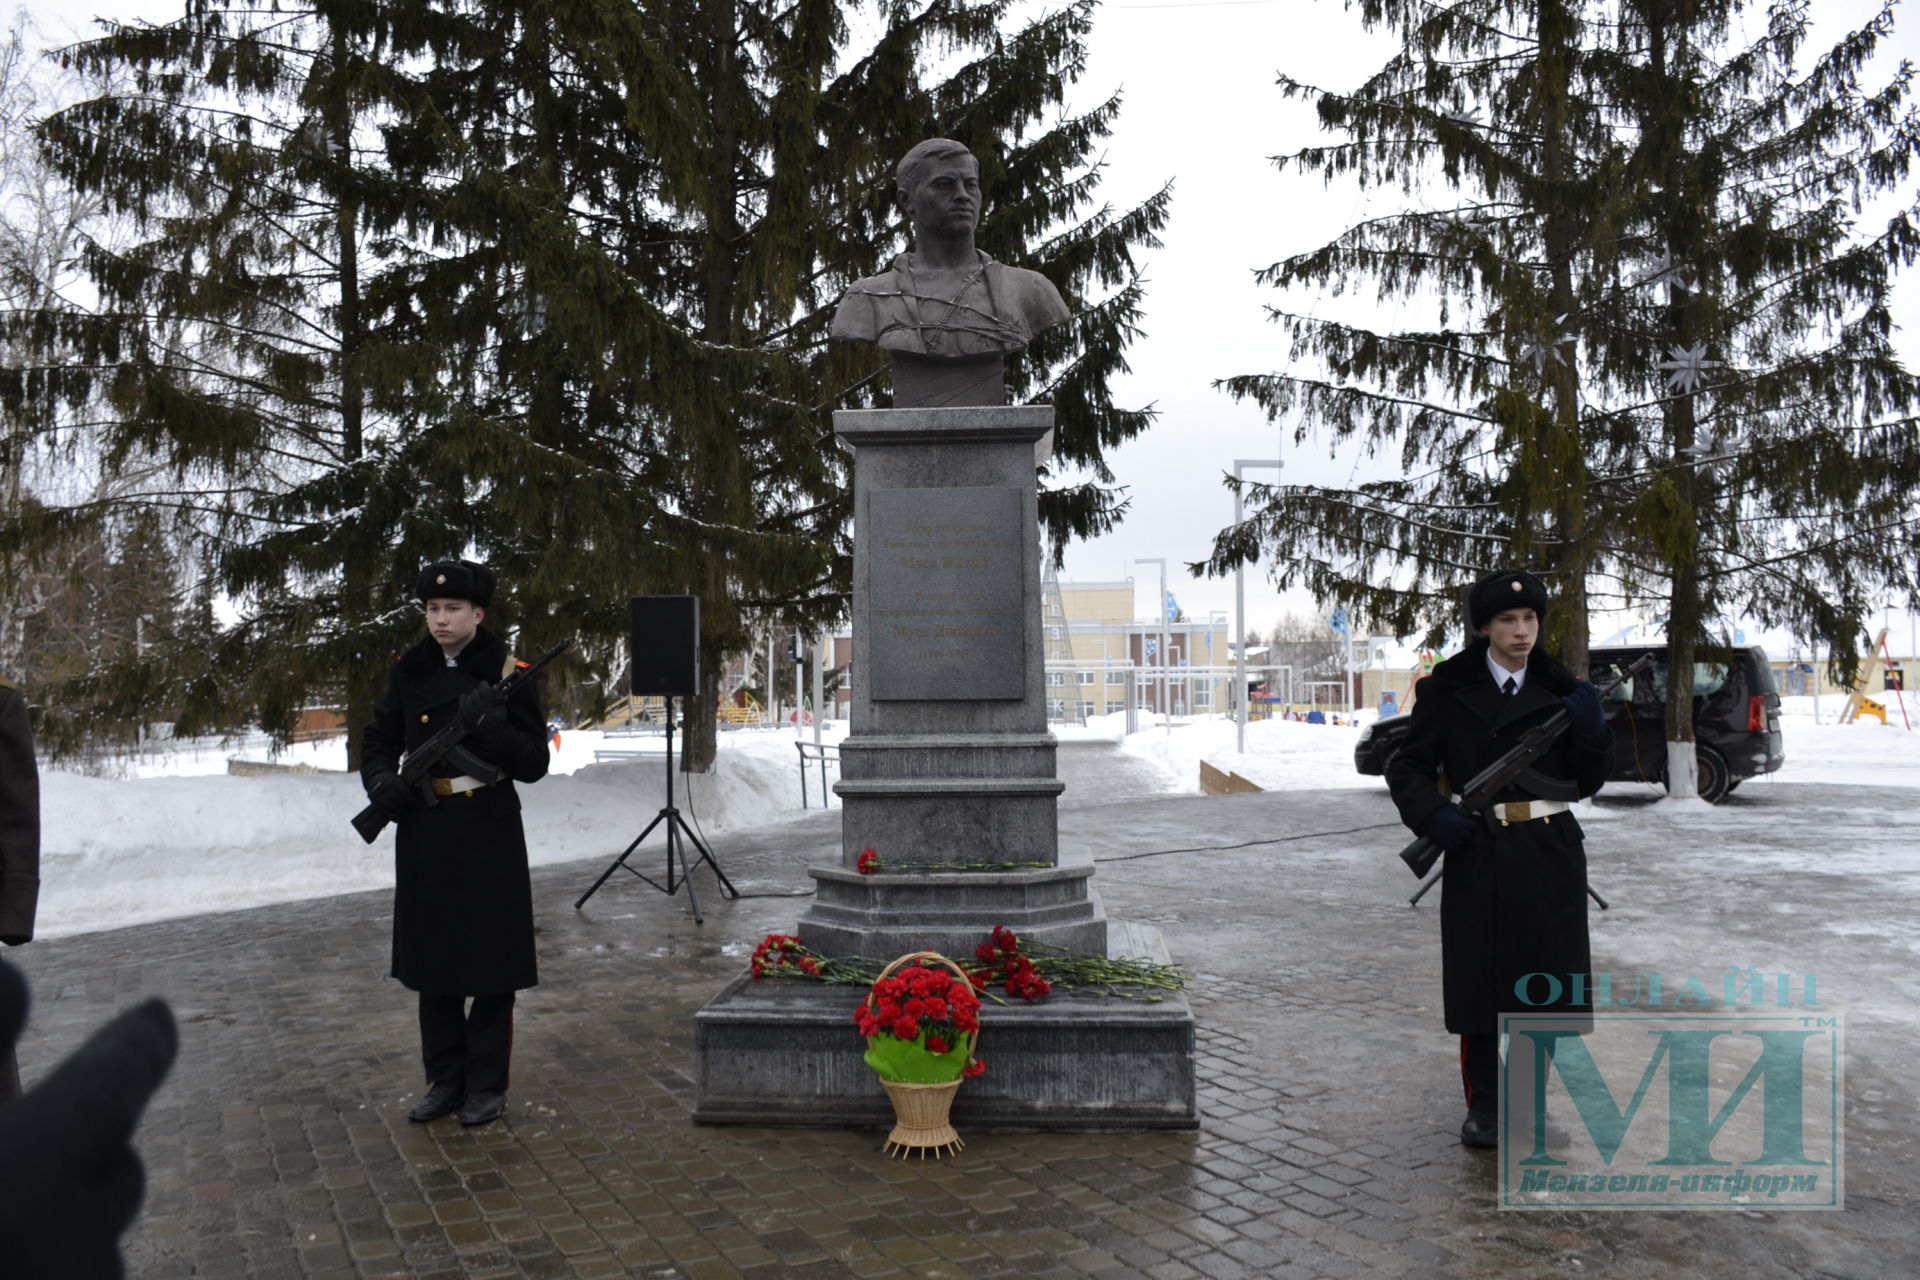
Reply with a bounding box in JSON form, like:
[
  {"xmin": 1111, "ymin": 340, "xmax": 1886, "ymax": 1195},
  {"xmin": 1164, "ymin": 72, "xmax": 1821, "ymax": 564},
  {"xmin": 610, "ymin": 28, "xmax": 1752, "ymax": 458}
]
[
  {"xmin": 361, "ymin": 628, "xmax": 548, "ymax": 995},
  {"xmin": 1386, "ymin": 637, "xmax": 1610, "ymax": 1034},
  {"xmin": 0, "ymin": 680, "xmax": 38, "ymax": 946}
]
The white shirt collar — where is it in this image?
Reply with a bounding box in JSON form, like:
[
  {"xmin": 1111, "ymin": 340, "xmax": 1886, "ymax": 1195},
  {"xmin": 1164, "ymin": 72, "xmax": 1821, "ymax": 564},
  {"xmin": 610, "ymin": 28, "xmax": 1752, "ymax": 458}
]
[{"xmin": 1486, "ymin": 650, "xmax": 1527, "ymax": 692}]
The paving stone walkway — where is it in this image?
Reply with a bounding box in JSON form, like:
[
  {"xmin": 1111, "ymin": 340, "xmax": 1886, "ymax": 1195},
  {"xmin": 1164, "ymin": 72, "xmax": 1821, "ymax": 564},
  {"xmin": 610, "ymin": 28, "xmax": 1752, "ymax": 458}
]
[{"xmin": 10, "ymin": 774, "xmax": 1916, "ymax": 1278}]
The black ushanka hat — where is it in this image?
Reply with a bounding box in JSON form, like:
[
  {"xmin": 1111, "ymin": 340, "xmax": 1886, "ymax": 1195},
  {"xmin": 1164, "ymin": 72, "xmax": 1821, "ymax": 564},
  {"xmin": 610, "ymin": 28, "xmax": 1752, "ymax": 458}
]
[
  {"xmin": 1468, "ymin": 569, "xmax": 1548, "ymax": 632},
  {"xmin": 414, "ymin": 559, "xmax": 496, "ymax": 607}
]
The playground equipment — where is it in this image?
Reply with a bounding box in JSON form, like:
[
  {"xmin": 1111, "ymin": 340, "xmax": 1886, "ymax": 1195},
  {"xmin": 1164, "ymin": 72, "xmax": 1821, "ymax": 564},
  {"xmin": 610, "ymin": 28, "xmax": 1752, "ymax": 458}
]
[{"xmin": 1839, "ymin": 629, "xmax": 1912, "ymax": 729}]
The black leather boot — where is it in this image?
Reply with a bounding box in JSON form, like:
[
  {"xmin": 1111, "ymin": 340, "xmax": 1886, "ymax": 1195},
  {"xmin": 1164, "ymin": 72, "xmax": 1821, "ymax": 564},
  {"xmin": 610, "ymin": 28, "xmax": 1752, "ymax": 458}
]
[
  {"xmin": 1460, "ymin": 1110, "xmax": 1498, "ymax": 1148},
  {"xmin": 458, "ymin": 1090, "xmax": 506, "ymax": 1126},
  {"xmin": 407, "ymin": 1078, "xmax": 464, "ymax": 1123}
]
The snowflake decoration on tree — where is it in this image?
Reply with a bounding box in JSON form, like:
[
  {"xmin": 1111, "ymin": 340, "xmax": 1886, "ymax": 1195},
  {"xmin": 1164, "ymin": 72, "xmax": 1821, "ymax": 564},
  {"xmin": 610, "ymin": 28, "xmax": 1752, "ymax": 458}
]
[
  {"xmin": 1681, "ymin": 428, "xmax": 1741, "ymax": 478},
  {"xmin": 1657, "ymin": 342, "xmax": 1722, "ymax": 394},
  {"xmin": 1633, "ymin": 250, "xmax": 1692, "ymax": 295},
  {"xmin": 1518, "ymin": 314, "xmax": 1576, "ymax": 376}
]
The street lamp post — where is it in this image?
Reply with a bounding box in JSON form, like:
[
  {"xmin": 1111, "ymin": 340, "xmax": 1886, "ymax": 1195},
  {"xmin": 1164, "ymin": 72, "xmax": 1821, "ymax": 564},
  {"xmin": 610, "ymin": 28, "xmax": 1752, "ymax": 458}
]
[
  {"xmin": 1232, "ymin": 460, "xmax": 1284, "ymax": 753},
  {"xmin": 1134, "ymin": 557, "xmax": 1167, "ymax": 728}
]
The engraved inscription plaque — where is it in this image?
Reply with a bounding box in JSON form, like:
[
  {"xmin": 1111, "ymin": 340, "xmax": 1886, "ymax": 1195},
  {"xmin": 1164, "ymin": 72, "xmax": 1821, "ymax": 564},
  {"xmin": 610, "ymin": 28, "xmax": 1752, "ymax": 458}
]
[{"xmin": 868, "ymin": 486, "xmax": 1026, "ymax": 700}]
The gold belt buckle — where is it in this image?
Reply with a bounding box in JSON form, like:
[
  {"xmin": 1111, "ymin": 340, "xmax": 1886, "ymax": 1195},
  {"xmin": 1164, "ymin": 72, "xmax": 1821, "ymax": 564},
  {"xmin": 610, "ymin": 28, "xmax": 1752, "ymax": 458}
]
[
  {"xmin": 1506, "ymin": 801, "xmax": 1532, "ymax": 823},
  {"xmin": 431, "ymin": 778, "xmax": 453, "ymax": 797}
]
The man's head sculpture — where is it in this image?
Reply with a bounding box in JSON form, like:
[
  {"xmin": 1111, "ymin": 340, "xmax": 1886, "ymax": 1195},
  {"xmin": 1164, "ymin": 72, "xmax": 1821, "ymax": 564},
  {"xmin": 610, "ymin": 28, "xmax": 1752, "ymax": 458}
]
[{"xmin": 831, "ymin": 138, "xmax": 1071, "ymax": 408}]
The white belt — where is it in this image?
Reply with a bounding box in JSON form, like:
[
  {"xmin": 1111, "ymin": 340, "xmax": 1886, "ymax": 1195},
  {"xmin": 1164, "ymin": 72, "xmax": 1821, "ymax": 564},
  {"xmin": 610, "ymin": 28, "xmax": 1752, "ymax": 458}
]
[{"xmin": 1491, "ymin": 799, "xmax": 1570, "ymax": 824}]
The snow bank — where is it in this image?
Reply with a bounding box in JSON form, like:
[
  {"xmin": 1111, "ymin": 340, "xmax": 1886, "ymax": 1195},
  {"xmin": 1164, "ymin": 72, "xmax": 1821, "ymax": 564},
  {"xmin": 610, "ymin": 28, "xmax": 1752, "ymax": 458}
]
[
  {"xmin": 1121, "ymin": 713, "xmax": 1376, "ymax": 793},
  {"xmin": 33, "ymin": 726, "xmax": 849, "ymax": 940}
]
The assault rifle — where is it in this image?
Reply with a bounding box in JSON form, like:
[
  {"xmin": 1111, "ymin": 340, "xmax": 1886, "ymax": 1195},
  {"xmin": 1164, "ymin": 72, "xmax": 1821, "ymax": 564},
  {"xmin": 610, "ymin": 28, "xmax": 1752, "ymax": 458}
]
[
  {"xmin": 1401, "ymin": 652, "xmax": 1655, "ymax": 905},
  {"xmin": 350, "ymin": 638, "xmax": 574, "ymax": 844}
]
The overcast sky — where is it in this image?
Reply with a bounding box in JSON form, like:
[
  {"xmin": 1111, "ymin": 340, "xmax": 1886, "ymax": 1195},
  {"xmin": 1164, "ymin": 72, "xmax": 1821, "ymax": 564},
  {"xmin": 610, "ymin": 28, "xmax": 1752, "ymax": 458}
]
[{"xmin": 22, "ymin": 0, "xmax": 1920, "ymax": 640}]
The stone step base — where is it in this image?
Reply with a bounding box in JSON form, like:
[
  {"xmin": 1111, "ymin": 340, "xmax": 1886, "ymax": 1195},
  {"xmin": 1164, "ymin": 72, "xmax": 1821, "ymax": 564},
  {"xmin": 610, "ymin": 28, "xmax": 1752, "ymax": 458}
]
[
  {"xmin": 692, "ymin": 924, "xmax": 1196, "ymax": 1131},
  {"xmin": 797, "ymin": 855, "xmax": 1107, "ymax": 960}
]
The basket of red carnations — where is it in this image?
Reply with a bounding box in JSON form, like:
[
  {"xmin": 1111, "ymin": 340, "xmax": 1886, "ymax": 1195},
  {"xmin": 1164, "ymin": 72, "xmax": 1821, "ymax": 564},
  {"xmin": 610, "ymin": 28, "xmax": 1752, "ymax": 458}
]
[{"xmin": 855, "ymin": 952, "xmax": 985, "ymax": 1158}]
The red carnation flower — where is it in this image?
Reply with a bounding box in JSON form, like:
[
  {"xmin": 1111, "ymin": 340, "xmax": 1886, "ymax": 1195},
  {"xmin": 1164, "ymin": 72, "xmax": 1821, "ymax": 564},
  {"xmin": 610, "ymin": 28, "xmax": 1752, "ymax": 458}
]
[
  {"xmin": 857, "ymin": 848, "xmax": 880, "ymax": 874},
  {"xmin": 926, "ymin": 1036, "xmax": 950, "ymax": 1055},
  {"xmin": 893, "ymin": 1017, "xmax": 920, "ymax": 1040},
  {"xmin": 963, "ymin": 1059, "xmax": 986, "ymax": 1078}
]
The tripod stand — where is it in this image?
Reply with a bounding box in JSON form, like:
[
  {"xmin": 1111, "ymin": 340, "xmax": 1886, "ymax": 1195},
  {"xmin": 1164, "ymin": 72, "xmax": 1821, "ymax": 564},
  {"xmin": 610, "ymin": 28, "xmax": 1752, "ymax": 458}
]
[{"xmin": 574, "ymin": 696, "xmax": 737, "ymax": 923}]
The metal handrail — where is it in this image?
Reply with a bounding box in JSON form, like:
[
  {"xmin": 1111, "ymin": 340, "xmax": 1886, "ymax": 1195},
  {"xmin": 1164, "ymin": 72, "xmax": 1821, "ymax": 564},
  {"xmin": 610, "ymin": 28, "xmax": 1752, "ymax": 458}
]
[{"xmin": 796, "ymin": 740, "xmax": 839, "ymax": 809}]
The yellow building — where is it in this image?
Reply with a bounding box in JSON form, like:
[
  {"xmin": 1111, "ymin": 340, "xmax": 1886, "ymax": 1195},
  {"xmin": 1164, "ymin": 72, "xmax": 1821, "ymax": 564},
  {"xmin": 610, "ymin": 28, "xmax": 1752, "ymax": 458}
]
[{"xmin": 1051, "ymin": 580, "xmax": 1231, "ymax": 719}]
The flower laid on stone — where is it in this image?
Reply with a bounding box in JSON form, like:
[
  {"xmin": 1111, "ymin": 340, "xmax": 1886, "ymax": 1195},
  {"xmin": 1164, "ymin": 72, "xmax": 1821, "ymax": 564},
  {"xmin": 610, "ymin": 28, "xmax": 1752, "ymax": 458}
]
[
  {"xmin": 848, "ymin": 845, "xmax": 1048, "ymax": 874},
  {"xmin": 976, "ymin": 923, "xmax": 1187, "ymax": 1001},
  {"xmin": 747, "ymin": 934, "xmax": 870, "ymax": 985},
  {"xmin": 856, "ymin": 961, "xmax": 984, "ymax": 1082},
  {"xmin": 746, "ymin": 926, "xmax": 1187, "ymax": 1003},
  {"xmin": 973, "ymin": 923, "xmax": 1052, "ymax": 1001}
]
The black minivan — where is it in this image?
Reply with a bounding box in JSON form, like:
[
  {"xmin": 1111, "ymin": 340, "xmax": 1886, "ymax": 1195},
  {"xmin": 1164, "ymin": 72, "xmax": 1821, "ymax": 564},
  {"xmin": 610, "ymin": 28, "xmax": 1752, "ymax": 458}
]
[{"xmin": 1353, "ymin": 644, "xmax": 1785, "ymax": 802}]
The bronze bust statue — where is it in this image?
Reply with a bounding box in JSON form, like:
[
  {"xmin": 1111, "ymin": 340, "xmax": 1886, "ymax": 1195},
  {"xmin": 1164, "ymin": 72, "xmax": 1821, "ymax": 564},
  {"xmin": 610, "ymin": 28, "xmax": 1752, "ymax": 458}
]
[{"xmin": 831, "ymin": 138, "xmax": 1071, "ymax": 407}]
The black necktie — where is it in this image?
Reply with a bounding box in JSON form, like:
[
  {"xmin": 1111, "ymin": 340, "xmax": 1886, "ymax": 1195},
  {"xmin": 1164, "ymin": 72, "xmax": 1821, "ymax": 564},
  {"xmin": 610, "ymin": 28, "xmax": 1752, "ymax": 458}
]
[{"xmin": 1502, "ymin": 676, "xmax": 1517, "ymax": 696}]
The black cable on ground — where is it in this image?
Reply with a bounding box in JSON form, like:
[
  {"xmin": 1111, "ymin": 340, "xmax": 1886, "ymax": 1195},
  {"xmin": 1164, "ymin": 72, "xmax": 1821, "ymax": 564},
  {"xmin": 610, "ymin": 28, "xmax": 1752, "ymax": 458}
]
[
  {"xmin": 681, "ymin": 764, "xmax": 817, "ymax": 899},
  {"xmin": 1092, "ymin": 822, "xmax": 1405, "ymax": 863}
]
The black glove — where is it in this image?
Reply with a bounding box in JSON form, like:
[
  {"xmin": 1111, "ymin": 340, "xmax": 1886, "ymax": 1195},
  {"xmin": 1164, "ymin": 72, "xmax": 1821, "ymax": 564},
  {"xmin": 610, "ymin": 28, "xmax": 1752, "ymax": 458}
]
[
  {"xmin": 0, "ymin": 958, "xmax": 178, "ymax": 1279},
  {"xmin": 1562, "ymin": 680, "xmax": 1606, "ymax": 737},
  {"xmin": 458, "ymin": 683, "xmax": 509, "ymax": 736},
  {"xmin": 365, "ymin": 771, "xmax": 416, "ymax": 821},
  {"xmin": 1422, "ymin": 805, "xmax": 1476, "ymax": 852}
]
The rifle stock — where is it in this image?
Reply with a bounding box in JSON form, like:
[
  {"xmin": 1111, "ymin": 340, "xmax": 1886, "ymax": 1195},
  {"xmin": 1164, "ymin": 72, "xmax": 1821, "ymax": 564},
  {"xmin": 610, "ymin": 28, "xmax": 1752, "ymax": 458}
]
[
  {"xmin": 350, "ymin": 638, "xmax": 575, "ymax": 844},
  {"xmin": 1399, "ymin": 834, "xmax": 1443, "ymax": 880}
]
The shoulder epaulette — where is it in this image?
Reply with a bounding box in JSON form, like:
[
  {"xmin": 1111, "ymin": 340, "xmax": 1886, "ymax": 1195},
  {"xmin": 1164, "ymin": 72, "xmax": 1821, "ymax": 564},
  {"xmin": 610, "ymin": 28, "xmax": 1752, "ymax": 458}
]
[{"xmin": 0, "ymin": 675, "xmax": 17, "ymax": 691}]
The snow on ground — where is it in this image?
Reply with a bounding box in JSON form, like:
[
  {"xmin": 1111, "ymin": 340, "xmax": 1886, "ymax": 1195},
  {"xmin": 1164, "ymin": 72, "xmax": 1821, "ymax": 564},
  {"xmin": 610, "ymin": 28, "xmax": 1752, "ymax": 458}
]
[
  {"xmin": 1119, "ymin": 710, "xmax": 1380, "ymax": 793},
  {"xmin": 29, "ymin": 698, "xmax": 1920, "ymax": 940},
  {"xmin": 35, "ymin": 723, "xmax": 851, "ymax": 940}
]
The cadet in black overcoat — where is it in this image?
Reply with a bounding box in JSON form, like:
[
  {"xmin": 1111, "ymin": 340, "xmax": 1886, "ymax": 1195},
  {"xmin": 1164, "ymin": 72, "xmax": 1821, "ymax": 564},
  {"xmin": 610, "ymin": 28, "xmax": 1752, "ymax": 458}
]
[
  {"xmin": 361, "ymin": 561, "xmax": 550, "ymax": 1127},
  {"xmin": 0, "ymin": 675, "xmax": 40, "ymax": 1106},
  {"xmin": 1386, "ymin": 570, "xmax": 1611, "ymax": 1148}
]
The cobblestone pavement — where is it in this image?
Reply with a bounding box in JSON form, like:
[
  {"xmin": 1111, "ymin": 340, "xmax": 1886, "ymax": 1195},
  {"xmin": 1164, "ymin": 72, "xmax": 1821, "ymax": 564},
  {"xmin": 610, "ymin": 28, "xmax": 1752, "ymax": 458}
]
[{"xmin": 10, "ymin": 772, "xmax": 1917, "ymax": 1278}]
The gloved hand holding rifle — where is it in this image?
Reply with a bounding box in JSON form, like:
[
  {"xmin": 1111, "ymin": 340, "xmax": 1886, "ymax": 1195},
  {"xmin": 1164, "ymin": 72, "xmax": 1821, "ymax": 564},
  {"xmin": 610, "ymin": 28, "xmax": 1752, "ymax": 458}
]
[
  {"xmin": 1401, "ymin": 652, "xmax": 1653, "ymax": 905},
  {"xmin": 350, "ymin": 638, "xmax": 574, "ymax": 844}
]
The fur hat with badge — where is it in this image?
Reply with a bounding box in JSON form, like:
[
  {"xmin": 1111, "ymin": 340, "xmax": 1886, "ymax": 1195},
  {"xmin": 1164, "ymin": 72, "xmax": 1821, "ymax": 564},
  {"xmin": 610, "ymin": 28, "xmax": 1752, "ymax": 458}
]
[
  {"xmin": 1467, "ymin": 569, "xmax": 1549, "ymax": 632},
  {"xmin": 414, "ymin": 559, "xmax": 496, "ymax": 607}
]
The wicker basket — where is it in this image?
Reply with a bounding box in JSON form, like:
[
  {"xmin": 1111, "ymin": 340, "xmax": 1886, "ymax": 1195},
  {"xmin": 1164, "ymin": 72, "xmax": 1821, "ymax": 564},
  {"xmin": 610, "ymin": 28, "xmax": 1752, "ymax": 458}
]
[{"xmin": 865, "ymin": 951, "xmax": 979, "ymax": 1159}]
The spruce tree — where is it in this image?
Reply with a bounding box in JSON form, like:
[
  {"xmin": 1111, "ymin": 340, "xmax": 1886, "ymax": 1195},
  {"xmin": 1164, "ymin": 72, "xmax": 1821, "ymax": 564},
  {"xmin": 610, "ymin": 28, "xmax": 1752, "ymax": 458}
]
[
  {"xmin": 1203, "ymin": 0, "xmax": 1917, "ymax": 796},
  {"xmin": 15, "ymin": 0, "xmax": 1165, "ymax": 772},
  {"xmin": 1201, "ymin": 0, "xmax": 1623, "ymax": 669},
  {"xmin": 1586, "ymin": 0, "xmax": 1919, "ymax": 792},
  {"xmin": 19, "ymin": 1, "xmax": 446, "ymax": 763},
  {"xmin": 383, "ymin": 0, "xmax": 1167, "ymax": 770}
]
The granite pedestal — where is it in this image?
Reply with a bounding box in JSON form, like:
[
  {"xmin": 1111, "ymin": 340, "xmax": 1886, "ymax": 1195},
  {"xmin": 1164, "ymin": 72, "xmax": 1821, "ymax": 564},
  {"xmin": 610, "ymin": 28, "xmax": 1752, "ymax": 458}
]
[
  {"xmin": 691, "ymin": 403, "xmax": 1194, "ymax": 1130},
  {"xmin": 799, "ymin": 405, "xmax": 1105, "ymax": 957}
]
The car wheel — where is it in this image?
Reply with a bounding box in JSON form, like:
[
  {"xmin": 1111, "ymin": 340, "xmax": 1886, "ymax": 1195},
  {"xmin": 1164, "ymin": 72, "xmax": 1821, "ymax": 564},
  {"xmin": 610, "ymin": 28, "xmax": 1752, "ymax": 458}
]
[{"xmin": 1672, "ymin": 744, "xmax": 1730, "ymax": 804}]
